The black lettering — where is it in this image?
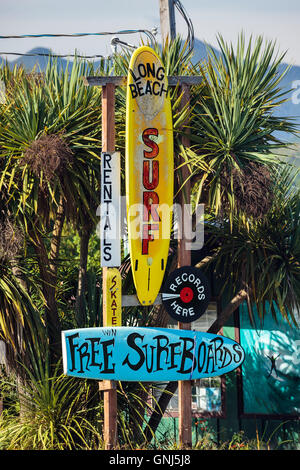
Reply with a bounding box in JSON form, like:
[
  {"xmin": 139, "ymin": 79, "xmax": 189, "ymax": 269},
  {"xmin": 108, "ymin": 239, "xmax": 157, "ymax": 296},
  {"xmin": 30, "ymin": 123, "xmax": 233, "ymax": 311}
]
[
  {"xmin": 66, "ymin": 333, "xmax": 79, "ymax": 372},
  {"xmin": 103, "ymin": 184, "xmax": 112, "ymax": 201},
  {"xmin": 178, "ymin": 337, "xmax": 196, "ymax": 374},
  {"xmin": 221, "ymin": 346, "xmax": 233, "ymax": 368},
  {"xmin": 232, "ymin": 344, "xmax": 244, "ymax": 363},
  {"xmin": 122, "ymin": 333, "xmax": 145, "ymax": 371},
  {"xmin": 78, "ymin": 342, "xmax": 90, "ymax": 373},
  {"xmin": 160, "ymin": 83, "xmax": 169, "ymax": 97},
  {"xmin": 138, "ymin": 63, "xmax": 147, "ymax": 78},
  {"xmin": 168, "ymin": 341, "xmax": 181, "ymax": 370},
  {"xmin": 101, "ymin": 339, "xmax": 115, "ymax": 373},
  {"xmin": 146, "ymin": 62, "xmax": 156, "ymax": 78},
  {"xmin": 152, "ymin": 81, "xmax": 160, "ymax": 96},
  {"xmin": 209, "ymin": 337, "xmax": 224, "ymax": 366},
  {"xmin": 143, "ymin": 344, "xmax": 155, "ymax": 372},
  {"xmin": 136, "ymin": 80, "xmax": 144, "ymax": 97},
  {"xmin": 153, "ymin": 335, "xmax": 169, "ymax": 372},
  {"xmin": 103, "ymin": 169, "xmax": 112, "ymax": 185},
  {"xmin": 129, "ymin": 68, "xmax": 140, "ymax": 82},
  {"xmin": 103, "ymin": 245, "xmax": 112, "ymax": 261},
  {"xmin": 145, "ymin": 80, "xmax": 153, "ymax": 95},
  {"xmin": 197, "ymin": 341, "xmax": 207, "ymax": 373},
  {"xmin": 205, "ymin": 345, "xmax": 216, "ymax": 374},
  {"xmin": 86, "ymin": 337, "xmax": 102, "ymax": 370},
  {"xmin": 103, "ymin": 215, "xmax": 111, "ymax": 231},
  {"xmin": 156, "ymin": 66, "xmax": 165, "ymax": 81},
  {"xmin": 129, "ymin": 83, "xmax": 138, "ymax": 98},
  {"xmin": 103, "ymin": 235, "xmax": 112, "ymax": 246},
  {"xmin": 103, "ymin": 152, "xmax": 112, "ymax": 168}
]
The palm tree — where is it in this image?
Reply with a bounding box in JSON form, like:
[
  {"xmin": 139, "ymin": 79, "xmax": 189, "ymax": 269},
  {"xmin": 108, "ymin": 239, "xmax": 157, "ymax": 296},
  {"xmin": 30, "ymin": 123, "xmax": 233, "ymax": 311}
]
[
  {"xmin": 189, "ymin": 34, "xmax": 297, "ymax": 219},
  {"xmin": 204, "ymin": 164, "xmax": 300, "ymax": 332},
  {"xmin": 0, "ymin": 58, "xmax": 102, "ymax": 360}
]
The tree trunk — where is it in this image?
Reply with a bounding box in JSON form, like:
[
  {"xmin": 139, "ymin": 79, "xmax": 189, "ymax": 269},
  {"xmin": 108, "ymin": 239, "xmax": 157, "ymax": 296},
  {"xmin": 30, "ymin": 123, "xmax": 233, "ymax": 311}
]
[
  {"xmin": 207, "ymin": 289, "xmax": 248, "ymax": 334},
  {"xmin": 31, "ymin": 197, "xmax": 65, "ymax": 362},
  {"xmin": 49, "ymin": 196, "xmax": 65, "ymax": 279},
  {"xmin": 144, "ymin": 380, "xmax": 178, "ymax": 443},
  {"xmin": 75, "ymin": 229, "xmax": 91, "ymax": 327}
]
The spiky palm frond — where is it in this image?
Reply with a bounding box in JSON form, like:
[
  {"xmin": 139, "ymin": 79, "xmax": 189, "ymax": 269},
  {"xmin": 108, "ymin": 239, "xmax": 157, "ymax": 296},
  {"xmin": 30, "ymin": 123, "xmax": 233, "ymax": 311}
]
[
  {"xmin": 205, "ymin": 164, "xmax": 300, "ymax": 324},
  {"xmin": 0, "ymin": 57, "xmax": 102, "ymax": 229},
  {"xmin": 189, "ymin": 33, "xmax": 298, "ymax": 217},
  {"xmin": 0, "ymin": 358, "xmax": 103, "ymax": 450},
  {"xmin": 0, "ymin": 262, "xmax": 46, "ymax": 371},
  {"xmin": 112, "ymin": 37, "xmax": 209, "ymax": 200}
]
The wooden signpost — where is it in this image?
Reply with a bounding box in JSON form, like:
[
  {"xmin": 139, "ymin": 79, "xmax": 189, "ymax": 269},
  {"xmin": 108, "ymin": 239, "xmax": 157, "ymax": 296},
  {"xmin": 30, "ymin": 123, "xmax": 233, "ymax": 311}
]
[{"xmin": 100, "ymin": 83, "xmax": 118, "ymax": 450}]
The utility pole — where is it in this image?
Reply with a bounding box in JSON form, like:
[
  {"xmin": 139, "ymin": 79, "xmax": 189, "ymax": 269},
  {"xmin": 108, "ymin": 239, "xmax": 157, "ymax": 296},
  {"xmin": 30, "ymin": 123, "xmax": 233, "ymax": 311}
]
[{"xmin": 159, "ymin": 0, "xmax": 176, "ymax": 43}]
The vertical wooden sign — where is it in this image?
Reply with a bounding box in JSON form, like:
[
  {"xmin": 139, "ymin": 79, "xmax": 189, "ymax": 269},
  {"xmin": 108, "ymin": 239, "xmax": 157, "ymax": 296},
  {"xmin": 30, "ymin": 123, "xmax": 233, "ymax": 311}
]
[
  {"xmin": 101, "ymin": 83, "xmax": 118, "ymax": 450},
  {"xmin": 104, "ymin": 268, "xmax": 122, "ymax": 327},
  {"xmin": 100, "ymin": 151, "xmax": 121, "ymax": 267}
]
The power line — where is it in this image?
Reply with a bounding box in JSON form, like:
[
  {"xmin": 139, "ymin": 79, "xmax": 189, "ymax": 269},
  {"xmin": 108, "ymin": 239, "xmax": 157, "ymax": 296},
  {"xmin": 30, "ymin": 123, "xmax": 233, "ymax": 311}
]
[
  {"xmin": 174, "ymin": 0, "xmax": 194, "ymax": 59},
  {"xmin": 0, "ymin": 51, "xmax": 107, "ymax": 59},
  {"xmin": 0, "ymin": 28, "xmax": 158, "ymax": 60},
  {"xmin": 0, "ymin": 29, "xmax": 157, "ymax": 45}
]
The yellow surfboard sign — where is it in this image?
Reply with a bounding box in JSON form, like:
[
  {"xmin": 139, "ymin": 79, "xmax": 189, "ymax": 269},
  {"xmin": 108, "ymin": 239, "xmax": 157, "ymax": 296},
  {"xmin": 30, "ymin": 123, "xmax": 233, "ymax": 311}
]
[
  {"xmin": 126, "ymin": 46, "xmax": 174, "ymax": 305},
  {"xmin": 104, "ymin": 268, "xmax": 122, "ymax": 326}
]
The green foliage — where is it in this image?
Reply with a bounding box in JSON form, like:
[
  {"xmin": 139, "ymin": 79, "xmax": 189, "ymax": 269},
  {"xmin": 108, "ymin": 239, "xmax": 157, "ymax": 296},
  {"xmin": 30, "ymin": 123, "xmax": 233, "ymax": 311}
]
[
  {"xmin": 205, "ymin": 164, "xmax": 300, "ymax": 322},
  {"xmin": 0, "ymin": 57, "xmax": 102, "ymax": 232},
  {"xmin": 190, "ymin": 33, "xmax": 298, "ymax": 216},
  {"xmin": 0, "ymin": 358, "xmax": 103, "ymax": 450},
  {"xmin": 0, "ymin": 33, "xmax": 298, "ymax": 450},
  {"xmin": 0, "ymin": 263, "xmax": 46, "ymax": 367}
]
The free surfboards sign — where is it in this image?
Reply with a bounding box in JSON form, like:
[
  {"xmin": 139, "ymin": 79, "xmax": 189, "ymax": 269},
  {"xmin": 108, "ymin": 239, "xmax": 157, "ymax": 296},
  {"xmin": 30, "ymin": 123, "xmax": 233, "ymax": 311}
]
[
  {"xmin": 125, "ymin": 46, "xmax": 174, "ymax": 306},
  {"xmin": 62, "ymin": 326, "xmax": 245, "ymax": 382}
]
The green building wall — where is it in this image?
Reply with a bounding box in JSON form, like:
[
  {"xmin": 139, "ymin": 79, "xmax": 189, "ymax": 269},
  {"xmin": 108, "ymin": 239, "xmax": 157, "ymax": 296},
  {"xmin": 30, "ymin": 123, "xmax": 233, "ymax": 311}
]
[{"xmin": 155, "ymin": 307, "xmax": 300, "ymax": 449}]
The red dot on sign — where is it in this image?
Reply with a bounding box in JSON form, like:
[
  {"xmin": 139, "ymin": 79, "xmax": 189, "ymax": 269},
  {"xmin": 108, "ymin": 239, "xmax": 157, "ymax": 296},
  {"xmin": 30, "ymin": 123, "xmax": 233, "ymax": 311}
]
[{"xmin": 180, "ymin": 287, "xmax": 194, "ymax": 303}]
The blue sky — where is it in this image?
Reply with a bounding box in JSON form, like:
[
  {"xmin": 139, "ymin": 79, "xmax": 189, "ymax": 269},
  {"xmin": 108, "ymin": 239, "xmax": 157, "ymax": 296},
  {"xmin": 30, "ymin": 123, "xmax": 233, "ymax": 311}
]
[{"xmin": 0, "ymin": 0, "xmax": 299, "ymax": 65}]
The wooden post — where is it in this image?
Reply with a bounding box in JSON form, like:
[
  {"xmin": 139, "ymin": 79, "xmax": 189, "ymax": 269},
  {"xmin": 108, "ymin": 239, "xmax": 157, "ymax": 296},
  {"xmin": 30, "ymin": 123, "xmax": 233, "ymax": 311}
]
[
  {"xmin": 101, "ymin": 83, "xmax": 118, "ymax": 450},
  {"xmin": 159, "ymin": 0, "xmax": 176, "ymax": 43},
  {"xmin": 177, "ymin": 83, "xmax": 192, "ymax": 448},
  {"xmin": 84, "ymin": 74, "xmax": 202, "ymax": 449}
]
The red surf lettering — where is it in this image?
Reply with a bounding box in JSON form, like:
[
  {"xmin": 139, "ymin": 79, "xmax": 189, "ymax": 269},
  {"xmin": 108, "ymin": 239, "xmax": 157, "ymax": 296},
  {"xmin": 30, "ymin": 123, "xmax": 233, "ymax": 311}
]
[
  {"xmin": 143, "ymin": 128, "xmax": 159, "ymax": 159},
  {"xmin": 142, "ymin": 128, "xmax": 160, "ymax": 255},
  {"xmin": 143, "ymin": 160, "xmax": 159, "ymax": 190},
  {"xmin": 142, "ymin": 224, "xmax": 159, "ymax": 255}
]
